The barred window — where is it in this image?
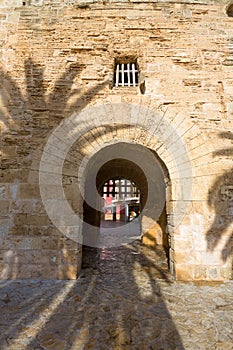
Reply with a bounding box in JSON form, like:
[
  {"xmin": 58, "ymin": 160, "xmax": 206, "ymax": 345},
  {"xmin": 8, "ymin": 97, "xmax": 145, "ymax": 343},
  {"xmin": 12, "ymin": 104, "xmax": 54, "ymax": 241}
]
[{"xmin": 114, "ymin": 62, "xmax": 138, "ymax": 87}]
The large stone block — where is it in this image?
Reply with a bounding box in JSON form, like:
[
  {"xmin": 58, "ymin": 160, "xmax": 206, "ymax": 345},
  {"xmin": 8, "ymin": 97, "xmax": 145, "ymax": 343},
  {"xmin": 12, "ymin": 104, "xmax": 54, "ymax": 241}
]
[
  {"xmin": 175, "ymin": 264, "xmax": 194, "ymax": 281},
  {"xmin": 58, "ymin": 264, "xmax": 78, "ymax": 279},
  {"xmin": 18, "ymin": 184, "xmax": 41, "ymax": 199}
]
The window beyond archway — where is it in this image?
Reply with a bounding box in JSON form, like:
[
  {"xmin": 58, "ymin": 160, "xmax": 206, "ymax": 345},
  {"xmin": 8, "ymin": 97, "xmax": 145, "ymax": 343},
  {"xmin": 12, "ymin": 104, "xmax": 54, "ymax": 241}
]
[{"xmin": 102, "ymin": 178, "xmax": 140, "ymax": 222}]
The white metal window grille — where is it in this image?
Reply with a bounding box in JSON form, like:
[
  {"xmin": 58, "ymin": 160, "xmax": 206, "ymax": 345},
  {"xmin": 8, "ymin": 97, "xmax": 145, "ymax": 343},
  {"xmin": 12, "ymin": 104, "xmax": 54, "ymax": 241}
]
[
  {"xmin": 102, "ymin": 179, "xmax": 140, "ymax": 200},
  {"xmin": 114, "ymin": 63, "xmax": 138, "ymax": 87}
]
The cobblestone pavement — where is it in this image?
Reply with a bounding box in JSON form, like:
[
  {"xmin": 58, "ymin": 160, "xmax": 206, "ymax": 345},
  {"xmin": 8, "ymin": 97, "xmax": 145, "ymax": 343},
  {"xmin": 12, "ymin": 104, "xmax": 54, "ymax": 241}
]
[{"xmin": 0, "ymin": 240, "xmax": 232, "ymax": 350}]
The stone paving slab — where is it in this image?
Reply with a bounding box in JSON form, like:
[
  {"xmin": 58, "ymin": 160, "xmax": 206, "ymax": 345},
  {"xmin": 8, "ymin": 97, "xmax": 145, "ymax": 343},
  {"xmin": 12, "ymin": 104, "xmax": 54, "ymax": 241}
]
[
  {"xmin": 0, "ymin": 244, "xmax": 232, "ymax": 350},
  {"xmin": 0, "ymin": 278, "xmax": 232, "ymax": 349}
]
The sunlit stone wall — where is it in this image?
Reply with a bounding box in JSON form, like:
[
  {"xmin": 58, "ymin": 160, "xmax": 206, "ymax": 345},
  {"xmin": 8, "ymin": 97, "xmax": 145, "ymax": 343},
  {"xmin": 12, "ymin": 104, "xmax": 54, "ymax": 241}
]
[{"xmin": 0, "ymin": 0, "xmax": 232, "ymax": 280}]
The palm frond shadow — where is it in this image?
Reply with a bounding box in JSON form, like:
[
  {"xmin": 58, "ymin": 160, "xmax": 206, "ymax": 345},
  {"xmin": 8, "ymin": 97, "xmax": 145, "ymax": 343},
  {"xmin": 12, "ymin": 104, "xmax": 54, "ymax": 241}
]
[{"xmin": 206, "ymin": 131, "xmax": 233, "ymax": 263}]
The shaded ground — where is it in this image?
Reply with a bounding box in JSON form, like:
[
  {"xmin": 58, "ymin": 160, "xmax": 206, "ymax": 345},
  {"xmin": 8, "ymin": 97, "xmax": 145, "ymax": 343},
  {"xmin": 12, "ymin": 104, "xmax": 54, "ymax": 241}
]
[{"xmin": 0, "ymin": 241, "xmax": 232, "ymax": 350}]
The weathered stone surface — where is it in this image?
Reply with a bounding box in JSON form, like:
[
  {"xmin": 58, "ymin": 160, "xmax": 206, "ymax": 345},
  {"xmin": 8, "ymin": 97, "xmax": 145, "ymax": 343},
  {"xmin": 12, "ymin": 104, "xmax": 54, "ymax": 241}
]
[
  {"xmin": 0, "ymin": 0, "xmax": 233, "ymax": 280},
  {"xmin": 0, "ymin": 247, "xmax": 232, "ymax": 349}
]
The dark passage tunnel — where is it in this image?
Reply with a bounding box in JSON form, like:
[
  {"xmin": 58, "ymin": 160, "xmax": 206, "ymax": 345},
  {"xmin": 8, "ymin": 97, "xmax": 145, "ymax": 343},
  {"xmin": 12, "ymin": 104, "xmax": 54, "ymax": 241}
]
[
  {"xmin": 81, "ymin": 142, "xmax": 170, "ymax": 272},
  {"xmin": 83, "ymin": 157, "xmax": 148, "ymax": 228}
]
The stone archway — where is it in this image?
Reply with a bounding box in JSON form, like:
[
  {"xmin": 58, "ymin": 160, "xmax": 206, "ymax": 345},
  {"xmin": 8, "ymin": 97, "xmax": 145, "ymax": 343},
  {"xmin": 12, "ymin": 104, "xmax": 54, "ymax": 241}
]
[{"xmin": 39, "ymin": 102, "xmax": 197, "ymax": 280}]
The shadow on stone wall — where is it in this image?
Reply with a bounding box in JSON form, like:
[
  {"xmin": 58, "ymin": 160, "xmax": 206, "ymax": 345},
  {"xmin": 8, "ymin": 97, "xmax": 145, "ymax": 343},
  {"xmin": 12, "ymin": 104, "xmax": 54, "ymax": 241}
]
[
  {"xmin": 206, "ymin": 131, "xmax": 233, "ymax": 271},
  {"xmin": 0, "ymin": 58, "xmax": 108, "ymax": 141},
  {"xmin": 0, "ymin": 58, "xmax": 109, "ymax": 279}
]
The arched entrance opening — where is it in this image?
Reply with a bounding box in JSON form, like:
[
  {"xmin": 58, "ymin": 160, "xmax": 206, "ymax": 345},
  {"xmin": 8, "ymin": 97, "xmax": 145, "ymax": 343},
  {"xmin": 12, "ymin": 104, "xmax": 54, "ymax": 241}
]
[
  {"xmin": 81, "ymin": 142, "xmax": 171, "ymax": 274},
  {"xmin": 38, "ymin": 102, "xmax": 196, "ymax": 280}
]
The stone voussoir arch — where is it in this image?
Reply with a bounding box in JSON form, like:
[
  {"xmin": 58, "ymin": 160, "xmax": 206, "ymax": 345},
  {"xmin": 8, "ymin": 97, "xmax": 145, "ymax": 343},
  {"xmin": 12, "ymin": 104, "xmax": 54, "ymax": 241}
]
[{"xmin": 39, "ymin": 101, "xmax": 195, "ymax": 253}]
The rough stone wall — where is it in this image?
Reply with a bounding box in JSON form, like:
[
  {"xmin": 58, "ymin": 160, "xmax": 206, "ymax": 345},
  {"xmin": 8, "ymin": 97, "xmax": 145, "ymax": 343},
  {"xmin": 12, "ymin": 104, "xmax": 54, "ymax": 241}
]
[{"xmin": 0, "ymin": 0, "xmax": 233, "ymax": 280}]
